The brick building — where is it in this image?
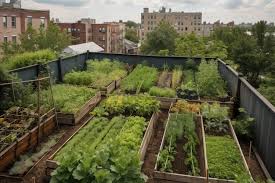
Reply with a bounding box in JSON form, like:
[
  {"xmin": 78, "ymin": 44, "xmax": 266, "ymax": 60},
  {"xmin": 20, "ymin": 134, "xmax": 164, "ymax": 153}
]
[
  {"xmin": 141, "ymin": 7, "xmax": 202, "ymax": 40},
  {"xmin": 0, "ymin": 2, "xmax": 49, "ymax": 44},
  {"xmin": 57, "ymin": 21, "xmax": 86, "ymax": 45}
]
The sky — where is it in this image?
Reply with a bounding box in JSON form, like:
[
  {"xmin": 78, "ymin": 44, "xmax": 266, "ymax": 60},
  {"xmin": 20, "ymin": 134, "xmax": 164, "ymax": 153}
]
[{"xmin": 22, "ymin": 0, "xmax": 275, "ymax": 24}]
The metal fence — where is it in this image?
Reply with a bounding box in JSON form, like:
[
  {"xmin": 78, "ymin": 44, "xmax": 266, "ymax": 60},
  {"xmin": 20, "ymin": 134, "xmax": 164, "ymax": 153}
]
[
  {"xmin": 8, "ymin": 51, "xmax": 275, "ymax": 178},
  {"xmin": 218, "ymin": 60, "xmax": 275, "ymax": 179}
]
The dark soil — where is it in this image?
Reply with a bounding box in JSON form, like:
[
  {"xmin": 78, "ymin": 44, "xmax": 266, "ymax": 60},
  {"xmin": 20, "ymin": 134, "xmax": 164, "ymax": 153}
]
[
  {"xmin": 172, "ymin": 138, "xmax": 187, "ymax": 174},
  {"xmin": 142, "ymin": 111, "xmax": 168, "ymax": 183},
  {"xmin": 157, "ymin": 72, "xmax": 172, "ymax": 88},
  {"xmin": 239, "ymin": 141, "xmax": 267, "ymax": 182}
]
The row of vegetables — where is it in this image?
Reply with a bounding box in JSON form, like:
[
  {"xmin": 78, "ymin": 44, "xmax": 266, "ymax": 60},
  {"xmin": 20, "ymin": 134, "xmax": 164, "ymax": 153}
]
[{"xmin": 0, "ymin": 58, "xmax": 255, "ymax": 182}]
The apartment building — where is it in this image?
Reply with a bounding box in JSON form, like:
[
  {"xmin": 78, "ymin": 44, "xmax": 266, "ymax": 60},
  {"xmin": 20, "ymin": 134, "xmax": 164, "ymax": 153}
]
[
  {"xmin": 0, "ymin": 1, "xmax": 49, "ymax": 44},
  {"xmin": 202, "ymin": 20, "xmax": 235, "ymax": 37},
  {"xmin": 141, "ymin": 7, "xmax": 202, "ymax": 40},
  {"xmin": 58, "ymin": 21, "xmax": 86, "ymax": 44}
]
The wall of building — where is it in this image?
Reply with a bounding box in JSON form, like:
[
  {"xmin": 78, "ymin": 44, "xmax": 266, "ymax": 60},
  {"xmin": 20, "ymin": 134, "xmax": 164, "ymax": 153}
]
[
  {"xmin": 0, "ymin": 7, "xmax": 49, "ymax": 44},
  {"xmin": 57, "ymin": 22, "xmax": 86, "ymax": 45},
  {"xmin": 141, "ymin": 7, "xmax": 202, "ymax": 40}
]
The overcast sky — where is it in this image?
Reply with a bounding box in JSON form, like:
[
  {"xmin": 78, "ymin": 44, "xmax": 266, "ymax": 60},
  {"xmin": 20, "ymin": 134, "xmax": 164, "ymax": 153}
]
[{"xmin": 22, "ymin": 0, "xmax": 275, "ymax": 24}]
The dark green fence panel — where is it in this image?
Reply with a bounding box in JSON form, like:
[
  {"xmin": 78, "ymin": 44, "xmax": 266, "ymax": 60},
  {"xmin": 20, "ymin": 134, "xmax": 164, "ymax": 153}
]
[
  {"xmin": 10, "ymin": 65, "xmax": 39, "ymax": 81},
  {"xmin": 239, "ymin": 78, "xmax": 275, "ymax": 178}
]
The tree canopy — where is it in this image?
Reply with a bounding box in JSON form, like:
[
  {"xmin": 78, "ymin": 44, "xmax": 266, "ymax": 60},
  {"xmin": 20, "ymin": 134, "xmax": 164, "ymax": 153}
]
[
  {"xmin": 140, "ymin": 21, "xmax": 178, "ymax": 55},
  {"xmin": 125, "ymin": 29, "xmax": 139, "ymax": 43}
]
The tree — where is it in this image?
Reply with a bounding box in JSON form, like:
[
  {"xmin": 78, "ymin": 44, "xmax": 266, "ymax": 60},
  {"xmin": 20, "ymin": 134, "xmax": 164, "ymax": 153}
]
[
  {"xmin": 252, "ymin": 21, "xmax": 267, "ymax": 50},
  {"xmin": 5, "ymin": 21, "xmax": 71, "ymax": 55},
  {"xmin": 20, "ymin": 25, "xmax": 39, "ymax": 51},
  {"xmin": 125, "ymin": 20, "xmax": 138, "ymax": 28},
  {"xmin": 140, "ymin": 21, "xmax": 178, "ymax": 55},
  {"xmin": 125, "ymin": 29, "xmax": 139, "ymax": 43},
  {"xmin": 175, "ymin": 33, "xmax": 227, "ymax": 59}
]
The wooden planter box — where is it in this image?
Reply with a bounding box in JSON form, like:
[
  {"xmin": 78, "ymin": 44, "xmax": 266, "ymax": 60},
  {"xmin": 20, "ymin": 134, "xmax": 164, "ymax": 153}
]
[
  {"xmin": 152, "ymin": 97, "xmax": 177, "ymax": 110},
  {"xmin": 46, "ymin": 112, "xmax": 159, "ymax": 176},
  {"xmin": 0, "ymin": 113, "xmax": 56, "ymax": 172},
  {"xmin": 153, "ymin": 113, "xmax": 208, "ymax": 183},
  {"xmin": 202, "ymin": 119, "xmax": 252, "ymax": 183},
  {"xmin": 57, "ymin": 92, "xmax": 101, "ymax": 125}
]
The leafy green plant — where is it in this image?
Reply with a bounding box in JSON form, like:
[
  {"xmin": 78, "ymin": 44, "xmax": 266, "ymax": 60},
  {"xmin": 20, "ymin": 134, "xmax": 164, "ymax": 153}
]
[
  {"xmin": 197, "ymin": 61, "xmax": 228, "ymax": 99},
  {"xmin": 201, "ymin": 103, "xmax": 229, "ymax": 135},
  {"xmin": 121, "ymin": 64, "xmax": 158, "ymax": 93},
  {"xmin": 92, "ymin": 95, "xmax": 160, "ymax": 117},
  {"xmin": 51, "ymin": 116, "xmax": 147, "ymax": 183},
  {"xmin": 206, "ymin": 135, "xmax": 248, "ymax": 180},
  {"xmin": 149, "ymin": 86, "xmax": 176, "ymax": 98},
  {"xmin": 1, "ymin": 49, "xmax": 56, "ymax": 70},
  {"xmin": 232, "ymin": 108, "xmax": 255, "ymax": 141},
  {"xmin": 158, "ymin": 113, "xmax": 200, "ymax": 176}
]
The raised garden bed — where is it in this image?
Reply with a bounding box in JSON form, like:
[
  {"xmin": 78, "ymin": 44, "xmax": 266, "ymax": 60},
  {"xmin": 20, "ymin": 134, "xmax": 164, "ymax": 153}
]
[
  {"xmin": 45, "ymin": 112, "xmax": 159, "ymax": 176},
  {"xmin": 153, "ymin": 111, "xmax": 208, "ymax": 183},
  {"xmin": 56, "ymin": 91, "xmax": 101, "ymax": 125},
  {"xmin": 0, "ymin": 109, "xmax": 56, "ymax": 172}
]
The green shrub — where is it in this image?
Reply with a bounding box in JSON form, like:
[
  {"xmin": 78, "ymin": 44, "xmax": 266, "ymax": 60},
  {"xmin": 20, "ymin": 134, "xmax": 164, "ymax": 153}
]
[
  {"xmin": 197, "ymin": 61, "xmax": 227, "ymax": 98},
  {"xmin": 41, "ymin": 84, "xmax": 97, "ymax": 114},
  {"xmin": 64, "ymin": 59, "xmax": 127, "ymax": 88},
  {"xmin": 121, "ymin": 64, "xmax": 158, "ymax": 93},
  {"xmin": 206, "ymin": 135, "xmax": 248, "ymax": 180},
  {"xmin": 171, "ymin": 67, "xmax": 183, "ymax": 89},
  {"xmin": 149, "ymin": 86, "xmax": 176, "ymax": 98},
  {"xmin": 3, "ymin": 49, "xmax": 56, "ymax": 70},
  {"xmin": 232, "ymin": 108, "xmax": 255, "ymax": 141}
]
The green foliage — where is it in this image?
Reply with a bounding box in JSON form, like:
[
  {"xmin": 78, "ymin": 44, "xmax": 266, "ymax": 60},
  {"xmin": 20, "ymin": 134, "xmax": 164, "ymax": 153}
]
[
  {"xmin": 158, "ymin": 49, "xmax": 169, "ymax": 56},
  {"xmin": 171, "ymin": 67, "xmax": 183, "ymax": 89},
  {"xmin": 92, "ymin": 95, "xmax": 160, "ymax": 117},
  {"xmin": 20, "ymin": 22, "xmax": 71, "ymax": 53},
  {"xmin": 64, "ymin": 59, "xmax": 127, "ymax": 88},
  {"xmin": 232, "ymin": 108, "xmax": 255, "ymax": 141},
  {"xmin": 51, "ymin": 116, "xmax": 147, "ymax": 183},
  {"xmin": 149, "ymin": 86, "xmax": 176, "ymax": 98},
  {"xmin": 2, "ymin": 49, "xmax": 56, "ymax": 70},
  {"xmin": 125, "ymin": 20, "xmax": 138, "ymax": 28},
  {"xmin": 121, "ymin": 64, "xmax": 158, "ymax": 93},
  {"xmin": 158, "ymin": 113, "xmax": 200, "ymax": 176},
  {"xmin": 175, "ymin": 33, "xmax": 228, "ymax": 59},
  {"xmin": 197, "ymin": 61, "xmax": 227, "ymax": 98},
  {"xmin": 258, "ymin": 78, "xmax": 275, "ymax": 106},
  {"xmin": 45, "ymin": 84, "xmax": 97, "ymax": 114},
  {"xmin": 125, "ymin": 29, "xmax": 139, "ymax": 43},
  {"xmin": 201, "ymin": 103, "xmax": 229, "ymax": 135},
  {"xmin": 206, "ymin": 135, "xmax": 248, "ymax": 180},
  {"xmin": 140, "ymin": 21, "xmax": 178, "ymax": 55}
]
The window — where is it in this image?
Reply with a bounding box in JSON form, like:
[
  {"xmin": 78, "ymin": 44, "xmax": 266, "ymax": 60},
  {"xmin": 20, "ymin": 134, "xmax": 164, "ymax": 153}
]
[
  {"xmin": 40, "ymin": 17, "xmax": 45, "ymax": 28},
  {"xmin": 11, "ymin": 16, "xmax": 16, "ymax": 28},
  {"xmin": 27, "ymin": 16, "xmax": 32, "ymax": 26},
  {"xmin": 3, "ymin": 16, "xmax": 7, "ymax": 28},
  {"xmin": 12, "ymin": 36, "xmax": 16, "ymax": 43},
  {"xmin": 68, "ymin": 28, "xmax": 71, "ymax": 32},
  {"xmin": 185, "ymin": 27, "xmax": 188, "ymax": 31},
  {"xmin": 4, "ymin": 36, "xmax": 8, "ymax": 43}
]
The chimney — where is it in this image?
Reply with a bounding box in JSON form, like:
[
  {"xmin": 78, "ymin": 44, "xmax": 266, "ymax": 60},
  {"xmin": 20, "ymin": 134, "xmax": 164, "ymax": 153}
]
[{"xmin": 144, "ymin": 8, "xmax": 149, "ymax": 13}]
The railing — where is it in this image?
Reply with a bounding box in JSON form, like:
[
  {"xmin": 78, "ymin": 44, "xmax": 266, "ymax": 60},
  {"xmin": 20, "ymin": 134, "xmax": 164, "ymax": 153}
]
[{"xmin": 8, "ymin": 51, "xmax": 275, "ymax": 179}]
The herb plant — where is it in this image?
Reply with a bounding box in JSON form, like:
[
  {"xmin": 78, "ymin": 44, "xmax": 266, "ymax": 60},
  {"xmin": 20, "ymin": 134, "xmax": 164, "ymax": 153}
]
[
  {"xmin": 206, "ymin": 135, "xmax": 248, "ymax": 180},
  {"xmin": 171, "ymin": 67, "xmax": 183, "ymax": 89},
  {"xmin": 197, "ymin": 61, "xmax": 228, "ymax": 99},
  {"xmin": 121, "ymin": 65, "xmax": 158, "ymax": 93},
  {"xmin": 171, "ymin": 100, "xmax": 201, "ymax": 114},
  {"xmin": 149, "ymin": 86, "xmax": 176, "ymax": 98}
]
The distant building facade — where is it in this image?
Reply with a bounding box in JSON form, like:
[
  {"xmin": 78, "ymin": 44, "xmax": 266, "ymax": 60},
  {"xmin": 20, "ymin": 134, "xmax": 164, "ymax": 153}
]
[
  {"xmin": 0, "ymin": 2, "xmax": 49, "ymax": 44},
  {"xmin": 57, "ymin": 20, "xmax": 125, "ymax": 53},
  {"xmin": 201, "ymin": 20, "xmax": 235, "ymax": 37},
  {"xmin": 58, "ymin": 21, "xmax": 86, "ymax": 45},
  {"xmin": 141, "ymin": 7, "xmax": 202, "ymax": 40},
  {"xmin": 0, "ymin": 0, "xmax": 21, "ymax": 8}
]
